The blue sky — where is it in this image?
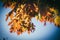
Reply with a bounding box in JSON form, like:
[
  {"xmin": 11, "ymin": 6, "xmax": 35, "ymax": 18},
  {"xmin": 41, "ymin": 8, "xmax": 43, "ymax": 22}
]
[{"xmin": 0, "ymin": 2, "xmax": 60, "ymax": 40}]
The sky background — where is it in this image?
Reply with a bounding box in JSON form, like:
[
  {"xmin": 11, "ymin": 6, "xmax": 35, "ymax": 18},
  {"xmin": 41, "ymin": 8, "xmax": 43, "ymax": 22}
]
[{"xmin": 0, "ymin": 1, "xmax": 60, "ymax": 40}]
